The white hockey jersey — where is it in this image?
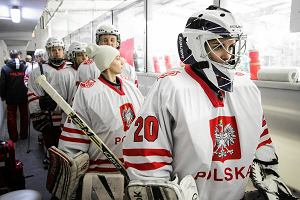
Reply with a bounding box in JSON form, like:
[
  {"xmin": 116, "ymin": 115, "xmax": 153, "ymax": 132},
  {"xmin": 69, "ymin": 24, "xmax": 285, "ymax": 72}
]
[
  {"xmin": 123, "ymin": 65, "xmax": 276, "ymax": 200},
  {"xmin": 58, "ymin": 76, "xmax": 144, "ymax": 172},
  {"xmin": 27, "ymin": 62, "xmax": 76, "ymax": 127},
  {"xmin": 77, "ymin": 58, "xmax": 138, "ymax": 86},
  {"xmin": 76, "ymin": 59, "xmax": 100, "ymax": 83},
  {"xmin": 24, "ymin": 62, "xmax": 38, "ymax": 87}
]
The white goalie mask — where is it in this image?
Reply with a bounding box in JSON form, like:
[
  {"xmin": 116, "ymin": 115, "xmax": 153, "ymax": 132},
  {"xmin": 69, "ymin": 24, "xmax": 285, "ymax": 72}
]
[
  {"xmin": 45, "ymin": 37, "xmax": 65, "ymax": 67},
  {"xmin": 177, "ymin": 6, "xmax": 246, "ymax": 92},
  {"xmin": 67, "ymin": 41, "xmax": 87, "ymax": 63}
]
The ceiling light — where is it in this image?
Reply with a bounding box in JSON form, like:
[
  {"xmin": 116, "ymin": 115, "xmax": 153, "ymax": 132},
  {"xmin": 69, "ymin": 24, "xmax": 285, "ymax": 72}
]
[{"xmin": 11, "ymin": 6, "xmax": 21, "ymax": 23}]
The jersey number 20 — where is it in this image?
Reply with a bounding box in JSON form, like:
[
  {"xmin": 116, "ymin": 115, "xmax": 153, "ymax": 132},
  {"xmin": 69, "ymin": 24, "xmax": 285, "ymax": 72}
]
[{"xmin": 134, "ymin": 116, "xmax": 158, "ymax": 142}]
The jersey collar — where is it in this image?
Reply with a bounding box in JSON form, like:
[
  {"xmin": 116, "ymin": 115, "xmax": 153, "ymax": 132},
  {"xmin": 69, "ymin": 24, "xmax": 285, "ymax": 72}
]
[
  {"xmin": 185, "ymin": 65, "xmax": 224, "ymax": 108},
  {"xmin": 99, "ymin": 75, "xmax": 125, "ymax": 96}
]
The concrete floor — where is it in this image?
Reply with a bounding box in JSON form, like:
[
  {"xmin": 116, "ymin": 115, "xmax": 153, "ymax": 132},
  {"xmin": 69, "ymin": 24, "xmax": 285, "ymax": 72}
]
[{"xmin": 0, "ymin": 119, "xmax": 51, "ymax": 199}]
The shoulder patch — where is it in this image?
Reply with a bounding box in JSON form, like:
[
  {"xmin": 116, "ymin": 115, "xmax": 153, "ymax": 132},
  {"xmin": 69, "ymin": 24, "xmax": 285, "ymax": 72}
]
[
  {"xmin": 157, "ymin": 70, "xmax": 181, "ymax": 80},
  {"xmin": 83, "ymin": 59, "xmax": 94, "ymax": 65},
  {"xmin": 80, "ymin": 79, "xmax": 96, "ymax": 88}
]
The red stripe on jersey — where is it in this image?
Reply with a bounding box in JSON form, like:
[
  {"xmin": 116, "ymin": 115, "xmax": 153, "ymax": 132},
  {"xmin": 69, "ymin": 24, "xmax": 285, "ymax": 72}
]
[
  {"xmin": 87, "ymin": 167, "xmax": 118, "ymax": 172},
  {"xmin": 27, "ymin": 92, "xmax": 35, "ymax": 97},
  {"xmin": 124, "ymin": 161, "xmax": 171, "ymax": 170},
  {"xmin": 262, "ymin": 119, "xmax": 266, "ymax": 127},
  {"xmin": 90, "ymin": 158, "xmax": 124, "ymax": 165},
  {"xmin": 59, "ymin": 135, "xmax": 90, "ymax": 144},
  {"xmin": 29, "ymin": 96, "xmax": 39, "ymax": 103},
  {"xmin": 63, "ymin": 127, "xmax": 85, "ymax": 135},
  {"xmin": 123, "ymin": 148, "xmax": 172, "ymax": 157},
  {"xmin": 52, "ymin": 118, "xmax": 62, "ymax": 122},
  {"xmin": 257, "ymin": 138, "xmax": 272, "ymax": 150},
  {"xmin": 260, "ymin": 128, "xmax": 269, "ymax": 138}
]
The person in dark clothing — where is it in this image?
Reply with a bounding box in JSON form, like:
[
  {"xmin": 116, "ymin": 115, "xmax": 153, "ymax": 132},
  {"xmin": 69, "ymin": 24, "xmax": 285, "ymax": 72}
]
[{"xmin": 0, "ymin": 50, "xmax": 29, "ymax": 142}]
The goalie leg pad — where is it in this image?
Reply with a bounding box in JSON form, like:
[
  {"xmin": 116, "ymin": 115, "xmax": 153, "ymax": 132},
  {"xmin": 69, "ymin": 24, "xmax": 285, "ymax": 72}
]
[
  {"xmin": 46, "ymin": 146, "xmax": 89, "ymax": 200},
  {"xmin": 82, "ymin": 173, "xmax": 124, "ymax": 200}
]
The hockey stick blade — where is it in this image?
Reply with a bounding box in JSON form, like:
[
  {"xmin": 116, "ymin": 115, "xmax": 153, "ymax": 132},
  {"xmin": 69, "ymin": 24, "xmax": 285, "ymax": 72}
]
[{"xmin": 36, "ymin": 74, "xmax": 130, "ymax": 184}]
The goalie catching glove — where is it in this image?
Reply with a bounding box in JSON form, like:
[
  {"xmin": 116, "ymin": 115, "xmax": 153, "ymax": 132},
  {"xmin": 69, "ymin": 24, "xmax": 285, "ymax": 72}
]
[{"xmin": 251, "ymin": 159, "xmax": 298, "ymax": 200}]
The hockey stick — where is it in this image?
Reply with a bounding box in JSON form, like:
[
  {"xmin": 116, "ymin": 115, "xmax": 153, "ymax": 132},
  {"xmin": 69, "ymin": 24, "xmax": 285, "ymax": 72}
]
[{"xmin": 36, "ymin": 75, "xmax": 130, "ymax": 184}]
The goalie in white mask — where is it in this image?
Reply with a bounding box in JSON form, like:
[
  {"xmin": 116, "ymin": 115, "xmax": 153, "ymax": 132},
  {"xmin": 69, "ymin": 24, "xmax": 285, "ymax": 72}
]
[{"xmin": 123, "ymin": 5, "xmax": 298, "ymax": 200}]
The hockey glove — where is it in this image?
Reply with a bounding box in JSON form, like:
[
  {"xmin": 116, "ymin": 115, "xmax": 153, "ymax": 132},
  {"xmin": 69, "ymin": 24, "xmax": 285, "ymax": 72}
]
[
  {"xmin": 251, "ymin": 160, "xmax": 298, "ymax": 200},
  {"xmin": 39, "ymin": 95, "xmax": 57, "ymax": 111},
  {"xmin": 126, "ymin": 175, "xmax": 199, "ymax": 200},
  {"xmin": 30, "ymin": 112, "xmax": 52, "ymax": 132}
]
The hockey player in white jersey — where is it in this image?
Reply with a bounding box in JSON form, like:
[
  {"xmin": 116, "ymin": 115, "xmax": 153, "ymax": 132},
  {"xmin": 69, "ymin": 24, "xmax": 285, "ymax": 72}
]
[
  {"xmin": 58, "ymin": 44, "xmax": 143, "ymax": 196},
  {"xmin": 77, "ymin": 24, "xmax": 138, "ymax": 86},
  {"xmin": 123, "ymin": 5, "xmax": 298, "ymax": 200},
  {"xmin": 24, "ymin": 49, "xmax": 47, "ymax": 87},
  {"xmin": 27, "ymin": 37, "xmax": 73, "ymax": 158}
]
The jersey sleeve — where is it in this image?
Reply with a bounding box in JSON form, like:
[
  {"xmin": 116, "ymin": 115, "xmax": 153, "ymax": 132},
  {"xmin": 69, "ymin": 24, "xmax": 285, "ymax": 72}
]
[
  {"xmin": 123, "ymin": 79, "xmax": 174, "ymax": 181},
  {"xmin": 58, "ymin": 86, "xmax": 92, "ymax": 157},
  {"xmin": 27, "ymin": 68, "xmax": 44, "ymax": 114},
  {"xmin": 121, "ymin": 62, "xmax": 138, "ymax": 87},
  {"xmin": 77, "ymin": 61, "xmax": 100, "ymax": 83},
  {"xmin": 255, "ymin": 114, "xmax": 277, "ymax": 163}
]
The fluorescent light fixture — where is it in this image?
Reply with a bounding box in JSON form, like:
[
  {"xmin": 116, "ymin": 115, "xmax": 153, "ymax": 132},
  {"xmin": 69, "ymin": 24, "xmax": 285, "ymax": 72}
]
[{"xmin": 11, "ymin": 6, "xmax": 21, "ymax": 23}]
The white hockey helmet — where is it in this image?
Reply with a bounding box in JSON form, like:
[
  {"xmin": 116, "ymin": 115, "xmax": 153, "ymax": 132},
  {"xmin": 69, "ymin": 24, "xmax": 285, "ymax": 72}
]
[
  {"xmin": 34, "ymin": 49, "xmax": 47, "ymax": 62},
  {"xmin": 177, "ymin": 5, "xmax": 246, "ymax": 92},
  {"xmin": 96, "ymin": 24, "xmax": 121, "ymax": 46},
  {"xmin": 67, "ymin": 41, "xmax": 87, "ymax": 61},
  {"xmin": 45, "ymin": 37, "xmax": 65, "ymax": 67}
]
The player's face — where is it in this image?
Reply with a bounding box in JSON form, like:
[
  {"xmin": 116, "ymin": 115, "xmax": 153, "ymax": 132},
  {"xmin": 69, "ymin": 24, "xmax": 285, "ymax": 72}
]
[
  {"xmin": 206, "ymin": 38, "xmax": 237, "ymax": 64},
  {"xmin": 48, "ymin": 46, "xmax": 64, "ymax": 59},
  {"xmin": 98, "ymin": 35, "xmax": 119, "ymax": 49},
  {"xmin": 109, "ymin": 55, "xmax": 123, "ymax": 75},
  {"xmin": 75, "ymin": 52, "xmax": 87, "ymax": 66}
]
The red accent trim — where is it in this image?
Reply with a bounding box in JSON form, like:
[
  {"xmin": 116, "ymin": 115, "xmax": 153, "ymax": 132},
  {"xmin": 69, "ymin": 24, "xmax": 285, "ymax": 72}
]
[
  {"xmin": 52, "ymin": 118, "xmax": 62, "ymax": 122},
  {"xmin": 28, "ymin": 96, "xmax": 39, "ymax": 103},
  {"xmin": 260, "ymin": 128, "xmax": 269, "ymax": 138},
  {"xmin": 87, "ymin": 167, "xmax": 118, "ymax": 172},
  {"xmin": 123, "ymin": 148, "xmax": 172, "ymax": 157},
  {"xmin": 63, "ymin": 127, "xmax": 85, "ymax": 135},
  {"xmin": 257, "ymin": 138, "xmax": 272, "ymax": 150},
  {"xmin": 59, "ymin": 135, "xmax": 90, "ymax": 144},
  {"xmin": 262, "ymin": 119, "xmax": 267, "ymax": 127},
  {"xmin": 185, "ymin": 65, "xmax": 224, "ymax": 108},
  {"xmin": 27, "ymin": 92, "xmax": 35, "ymax": 97},
  {"xmin": 99, "ymin": 76, "xmax": 125, "ymax": 95},
  {"xmin": 90, "ymin": 158, "xmax": 124, "ymax": 165},
  {"xmin": 124, "ymin": 161, "xmax": 170, "ymax": 170}
]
